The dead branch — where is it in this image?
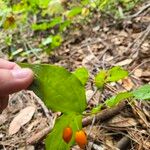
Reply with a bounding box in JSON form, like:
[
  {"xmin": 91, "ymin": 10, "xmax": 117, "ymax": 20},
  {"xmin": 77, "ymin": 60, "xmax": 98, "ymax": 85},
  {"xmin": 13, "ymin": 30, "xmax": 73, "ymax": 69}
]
[
  {"xmin": 125, "ymin": 23, "xmax": 150, "ymax": 58},
  {"xmin": 26, "ymin": 126, "xmax": 51, "ymax": 144},
  {"xmin": 136, "ymin": 23, "xmax": 150, "ymax": 48},
  {"xmin": 129, "ymin": 59, "xmax": 150, "ymax": 75},
  {"xmin": 26, "ymin": 101, "xmax": 126, "ymax": 145},
  {"xmin": 28, "ymin": 91, "xmax": 53, "ymax": 123},
  {"xmin": 82, "ymin": 101, "xmax": 127, "ymax": 127},
  {"xmin": 131, "ymin": 23, "xmax": 150, "ymax": 58}
]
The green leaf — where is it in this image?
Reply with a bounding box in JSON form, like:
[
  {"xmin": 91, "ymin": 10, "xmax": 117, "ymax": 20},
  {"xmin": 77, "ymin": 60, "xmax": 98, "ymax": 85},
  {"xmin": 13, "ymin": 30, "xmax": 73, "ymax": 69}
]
[
  {"xmin": 50, "ymin": 34, "xmax": 62, "ymax": 49},
  {"xmin": 99, "ymin": 0, "xmax": 110, "ymax": 10},
  {"xmin": 67, "ymin": 7, "xmax": 82, "ymax": 18},
  {"xmin": 81, "ymin": 0, "xmax": 90, "ymax": 5},
  {"xmin": 91, "ymin": 104, "xmax": 103, "ymax": 114},
  {"xmin": 45, "ymin": 113, "xmax": 82, "ymax": 150},
  {"xmin": 19, "ymin": 63, "xmax": 87, "ymax": 113},
  {"xmin": 48, "ymin": 17, "xmax": 62, "ymax": 28},
  {"xmin": 105, "ymin": 92, "xmax": 133, "ymax": 107},
  {"xmin": 3, "ymin": 15, "xmax": 16, "ymax": 29},
  {"xmin": 132, "ymin": 84, "xmax": 150, "ymax": 100},
  {"xmin": 28, "ymin": 0, "xmax": 50, "ymax": 8},
  {"xmin": 45, "ymin": 0, "xmax": 64, "ymax": 15},
  {"xmin": 12, "ymin": 2, "xmax": 28, "ymax": 13},
  {"xmin": 37, "ymin": 0, "xmax": 50, "ymax": 8},
  {"xmin": 95, "ymin": 70, "xmax": 107, "ymax": 89},
  {"xmin": 32, "ymin": 17, "xmax": 62, "ymax": 31},
  {"xmin": 106, "ymin": 66, "xmax": 128, "ymax": 82},
  {"xmin": 32, "ymin": 22, "xmax": 50, "ymax": 31},
  {"xmin": 73, "ymin": 67, "xmax": 89, "ymax": 86},
  {"xmin": 59, "ymin": 20, "xmax": 71, "ymax": 32}
]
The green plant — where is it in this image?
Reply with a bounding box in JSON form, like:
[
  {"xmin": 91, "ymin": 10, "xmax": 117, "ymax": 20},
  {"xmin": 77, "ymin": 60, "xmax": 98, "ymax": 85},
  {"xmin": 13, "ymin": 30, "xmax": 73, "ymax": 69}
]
[
  {"xmin": 19, "ymin": 63, "xmax": 150, "ymax": 149},
  {"xmin": 93, "ymin": 67, "xmax": 150, "ymax": 113},
  {"xmin": 19, "ymin": 63, "xmax": 88, "ymax": 150},
  {"xmin": 0, "ymin": 0, "xmax": 142, "ymax": 57},
  {"xmin": 94, "ymin": 66, "xmax": 128, "ymax": 89}
]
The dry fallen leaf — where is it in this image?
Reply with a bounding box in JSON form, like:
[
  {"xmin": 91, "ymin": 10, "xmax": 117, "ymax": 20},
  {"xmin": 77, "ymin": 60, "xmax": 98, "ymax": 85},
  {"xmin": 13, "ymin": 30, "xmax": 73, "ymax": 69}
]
[
  {"xmin": 107, "ymin": 114, "xmax": 138, "ymax": 127},
  {"xmin": 143, "ymin": 106, "xmax": 150, "ymax": 118},
  {"xmin": 0, "ymin": 133, "xmax": 4, "ymax": 138},
  {"xmin": 141, "ymin": 70, "xmax": 150, "ymax": 81},
  {"xmin": 9, "ymin": 106, "xmax": 36, "ymax": 135},
  {"xmin": 86, "ymin": 90, "xmax": 94, "ymax": 102},
  {"xmin": 27, "ymin": 119, "xmax": 41, "ymax": 132},
  {"xmin": 133, "ymin": 102, "xmax": 149, "ymax": 127},
  {"xmin": 134, "ymin": 69, "xmax": 142, "ymax": 77},
  {"xmin": 18, "ymin": 145, "xmax": 34, "ymax": 150},
  {"xmin": 115, "ymin": 59, "xmax": 133, "ymax": 66},
  {"xmin": 128, "ymin": 130, "xmax": 150, "ymax": 150},
  {"xmin": 122, "ymin": 78, "xmax": 134, "ymax": 91},
  {"xmin": 142, "ymin": 70, "xmax": 150, "ymax": 77}
]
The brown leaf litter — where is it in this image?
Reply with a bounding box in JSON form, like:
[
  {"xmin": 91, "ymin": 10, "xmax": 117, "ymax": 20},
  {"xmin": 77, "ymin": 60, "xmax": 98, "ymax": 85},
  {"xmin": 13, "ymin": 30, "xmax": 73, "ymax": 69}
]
[
  {"xmin": 0, "ymin": 1, "xmax": 150, "ymax": 150},
  {"xmin": 0, "ymin": 91, "xmax": 54, "ymax": 150}
]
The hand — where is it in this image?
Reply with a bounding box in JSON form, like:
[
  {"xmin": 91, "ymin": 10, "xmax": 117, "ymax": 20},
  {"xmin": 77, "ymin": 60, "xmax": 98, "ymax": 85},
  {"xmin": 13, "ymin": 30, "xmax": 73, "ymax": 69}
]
[{"xmin": 0, "ymin": 59, "xmax": 33, "ymax": 113}]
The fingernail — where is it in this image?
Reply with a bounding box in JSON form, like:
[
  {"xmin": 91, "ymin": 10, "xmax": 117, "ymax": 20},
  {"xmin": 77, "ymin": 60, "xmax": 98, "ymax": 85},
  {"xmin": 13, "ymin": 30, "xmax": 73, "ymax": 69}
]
[{"xmin": 11, "ymin": 69, "xmax": 31, "ymax": 79}]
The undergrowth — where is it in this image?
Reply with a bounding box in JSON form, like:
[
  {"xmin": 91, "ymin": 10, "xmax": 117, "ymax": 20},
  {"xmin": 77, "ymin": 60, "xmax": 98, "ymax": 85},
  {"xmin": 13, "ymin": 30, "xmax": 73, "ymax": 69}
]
[{"xmin": 0, "ymin": 0, "xmax": 143, "ymax": 57}]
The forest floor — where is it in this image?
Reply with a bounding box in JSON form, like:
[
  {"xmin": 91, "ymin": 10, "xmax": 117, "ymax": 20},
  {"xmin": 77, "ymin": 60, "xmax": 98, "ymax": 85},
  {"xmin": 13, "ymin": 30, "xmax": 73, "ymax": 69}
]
[{"xmin": 0, "ymin": 1, "xmax": 150, "ymax": 150}]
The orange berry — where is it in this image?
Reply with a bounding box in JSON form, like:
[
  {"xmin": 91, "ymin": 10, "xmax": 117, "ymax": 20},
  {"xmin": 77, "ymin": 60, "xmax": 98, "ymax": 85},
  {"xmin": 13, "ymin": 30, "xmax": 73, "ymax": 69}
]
[
  {"xmin": 75, "ymin": 130, "xmax": 87, "ymax": 149},
  {"xmin": 62, "ymin": 127, "xmax": 73, "ymax": 143}
]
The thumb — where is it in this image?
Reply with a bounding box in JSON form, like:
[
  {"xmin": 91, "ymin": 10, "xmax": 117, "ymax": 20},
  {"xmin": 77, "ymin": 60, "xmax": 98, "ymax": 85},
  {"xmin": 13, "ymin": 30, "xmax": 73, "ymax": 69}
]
[{"xmin": 0, "ymin": 68, "xmax": 33, "ymax": 95}]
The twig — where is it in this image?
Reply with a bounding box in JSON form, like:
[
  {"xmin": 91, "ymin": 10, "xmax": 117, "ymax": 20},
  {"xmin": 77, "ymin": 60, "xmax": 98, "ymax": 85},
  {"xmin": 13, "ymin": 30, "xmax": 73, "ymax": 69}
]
[
  {"xmin": 126, "ymin": 23, "xmax": 150, "ymax": 58},
  {"xmin": 131, "ymin": 23, "xmax": 150, "ymax": 57},
  {"xmin": 82, "ymin": 101, "xmax": 126, "ymax": 127},
  {"xmin": 27, "ymin": 91, "xmax": 54, "ymax": 124},
  {"xmin": 137, "ymin": 23, "xmax": 150, "ymax": 48},
  {"xmin": 26, "ymin": 126, "xmax": 51, "ymax": 144},
  {"xmin": 129, "ymin": 59, "xmax": 150, "ymax": 75},
  {"xmin": 105, "ymin": 84, "xmax": 118, "ymax": 94},
  {"xmin": 25, "ymin": 101, "xmax": 126, "ymax": 145},
  {"xmin": 126, "ymin": 2, "xmax": 150, "ymax": 19}
]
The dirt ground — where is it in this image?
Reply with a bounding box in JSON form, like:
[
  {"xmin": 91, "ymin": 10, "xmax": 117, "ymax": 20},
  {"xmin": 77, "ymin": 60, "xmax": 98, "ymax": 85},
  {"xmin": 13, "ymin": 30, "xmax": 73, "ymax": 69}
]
[{"xmin": 0, "ymin": 1, "xmax": 150, "ymax": 150}]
